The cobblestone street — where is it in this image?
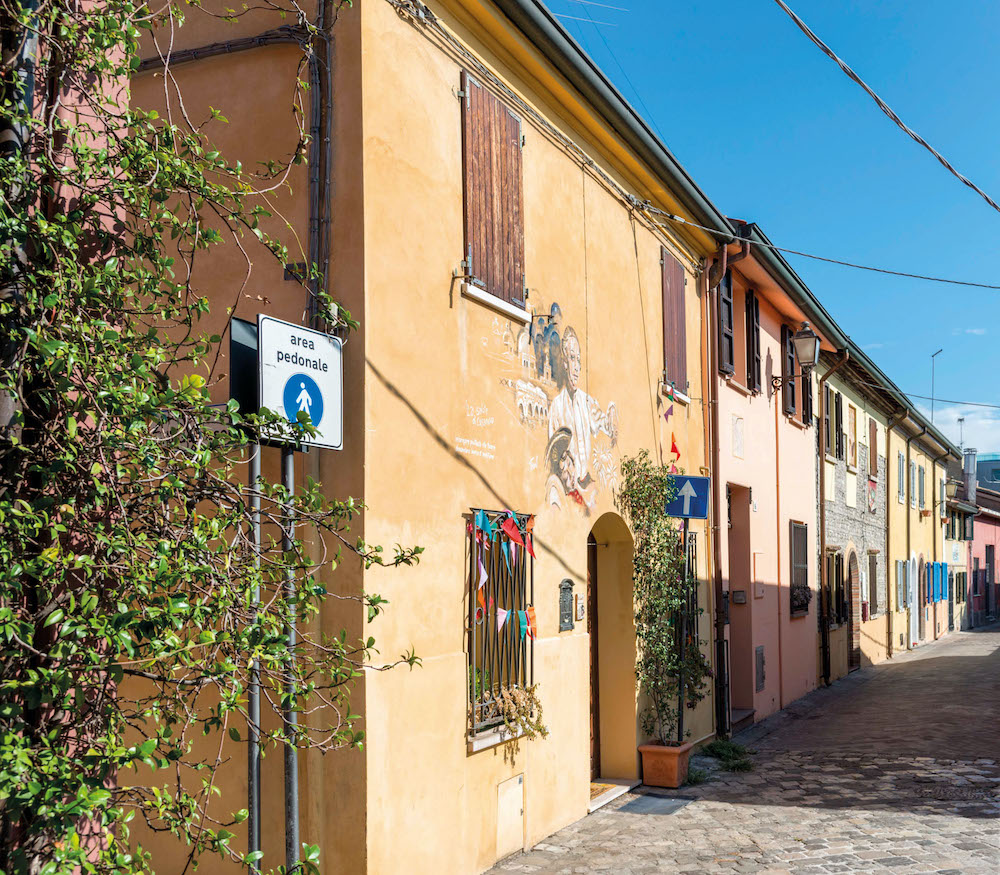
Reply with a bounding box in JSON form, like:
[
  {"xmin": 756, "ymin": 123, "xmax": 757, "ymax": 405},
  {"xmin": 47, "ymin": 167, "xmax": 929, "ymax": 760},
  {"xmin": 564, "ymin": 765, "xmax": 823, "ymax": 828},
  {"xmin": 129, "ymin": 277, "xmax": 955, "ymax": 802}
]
[{"xmin": 492, "ymin": 626, "xmax": 1000, "ymax": 874}]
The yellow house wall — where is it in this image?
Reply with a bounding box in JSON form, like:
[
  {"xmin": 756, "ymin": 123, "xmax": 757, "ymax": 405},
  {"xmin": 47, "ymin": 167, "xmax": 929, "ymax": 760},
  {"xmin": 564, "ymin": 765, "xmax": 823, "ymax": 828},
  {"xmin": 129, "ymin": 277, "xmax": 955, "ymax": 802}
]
[
  {"xmin": 886, "ymin": 427, "xmax": 949, "ymax": 651},
  {"xmin": 131, "ymin": 0, "xmax": 725, "ymax": 871},
  {"xmin": 356, "ymin": 1, "xmax": 716, "ymax": 872}
]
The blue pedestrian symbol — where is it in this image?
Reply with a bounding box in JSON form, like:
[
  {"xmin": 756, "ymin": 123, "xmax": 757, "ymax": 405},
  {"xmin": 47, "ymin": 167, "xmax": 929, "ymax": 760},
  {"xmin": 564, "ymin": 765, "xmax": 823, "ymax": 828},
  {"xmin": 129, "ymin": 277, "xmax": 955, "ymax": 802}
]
[{"xmin": 283, "ymin": 373, "xmax": 324, "ymax": 430}]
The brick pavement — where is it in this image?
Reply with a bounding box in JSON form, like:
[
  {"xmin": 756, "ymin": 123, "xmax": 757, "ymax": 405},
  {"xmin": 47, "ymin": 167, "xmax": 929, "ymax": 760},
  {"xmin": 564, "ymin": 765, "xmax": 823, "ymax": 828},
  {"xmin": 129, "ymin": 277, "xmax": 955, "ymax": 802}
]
[{"xmin": 491, "ymin": 626, "xmax": 1000, "ymax": 874}]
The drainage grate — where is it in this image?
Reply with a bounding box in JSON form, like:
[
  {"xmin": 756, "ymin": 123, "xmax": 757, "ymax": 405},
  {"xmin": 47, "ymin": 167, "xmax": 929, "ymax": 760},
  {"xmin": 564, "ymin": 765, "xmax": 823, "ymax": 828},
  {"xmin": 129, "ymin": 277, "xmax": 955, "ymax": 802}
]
[
  {"xmin": 618, "ymin": 794, "xmax": 691, "ymax": 816},
  {"xmin": 915, "ymin": 785, "xmax": 995, "ymax": 801}
]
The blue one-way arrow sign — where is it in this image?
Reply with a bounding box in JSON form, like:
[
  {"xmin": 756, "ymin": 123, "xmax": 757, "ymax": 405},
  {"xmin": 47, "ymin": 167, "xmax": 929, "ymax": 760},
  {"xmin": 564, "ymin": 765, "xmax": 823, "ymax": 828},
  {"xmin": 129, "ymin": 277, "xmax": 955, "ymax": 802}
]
[{"xmin": 665, "ymin": 474, "xmax": 710, "ymax": 520}]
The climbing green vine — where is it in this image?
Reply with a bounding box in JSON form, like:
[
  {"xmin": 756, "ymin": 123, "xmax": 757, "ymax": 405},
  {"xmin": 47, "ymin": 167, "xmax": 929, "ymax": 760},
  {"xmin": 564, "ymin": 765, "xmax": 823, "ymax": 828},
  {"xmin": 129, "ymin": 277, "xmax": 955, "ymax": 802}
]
[
  {"xmin": 0, "ymin": 3, "xmax": 416, "ymax": 873},
  {"xmin": 616, "ymin": 451, "xmax": 711, "ymax": 746}
]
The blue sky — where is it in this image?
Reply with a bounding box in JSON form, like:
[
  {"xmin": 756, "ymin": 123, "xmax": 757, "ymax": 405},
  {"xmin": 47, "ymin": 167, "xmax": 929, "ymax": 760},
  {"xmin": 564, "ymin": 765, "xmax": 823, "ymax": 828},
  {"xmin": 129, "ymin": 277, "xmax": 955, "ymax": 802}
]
[{"xmin": 547, "ymin": 0, "xmax": 1000, "ymax": 449}]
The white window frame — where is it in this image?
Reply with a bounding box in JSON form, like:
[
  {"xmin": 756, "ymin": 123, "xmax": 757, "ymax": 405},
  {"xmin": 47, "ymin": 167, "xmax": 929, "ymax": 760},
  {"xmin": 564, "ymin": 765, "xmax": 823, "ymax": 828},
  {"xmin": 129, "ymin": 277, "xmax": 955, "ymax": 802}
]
[
  {"xmin": 910, "ymin": 461, "xmax": 916, "ymax": 509},
  {"xmin": 897, "ymin": 452, "xmax": 905, "ymax": 503}
]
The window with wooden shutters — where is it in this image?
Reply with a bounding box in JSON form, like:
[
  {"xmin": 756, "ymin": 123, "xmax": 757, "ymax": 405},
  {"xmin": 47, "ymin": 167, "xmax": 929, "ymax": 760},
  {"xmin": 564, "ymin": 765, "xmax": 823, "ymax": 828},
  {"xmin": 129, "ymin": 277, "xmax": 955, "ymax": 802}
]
[
  {"xmin": 869, "ymin": 418, "xmax": 878, "ymax": 476},
  {"xmin": 801, "ymin": 371, "xmax": 813, "ymax": 426},
  {"xmin": 661, "ymin": 247, "xmax": 687, "ymax": 394},
  {"xmin": 824, "ymin": 386, "xmax": 832, "ymax": 455},
  {"xmin": 789, "ymin": 521, "xmax": 810, "ymax": 617},
  {"xmin": 834, "ymin": 392, "xmax": 844, "ymax": 460},
  {"xmin": 910, "ymin": 461, "xmax": 916, "ymax": 508},
  {"xmin": 897, "ymin": 452, "xmax": 905, "ymax": 502},
  {"xmin": 461, "ymin": 72, "xmax": 525, "ymax": 308},
  {"xmin": 781, "ymin": 325, "xmax": 796, "ymax": 414},
  {"xmin": 745, "ymin": 289, "xmax": 761, "ymax": 392},
  {"xmin": 918, "ymin": 465, "xmax": 925, "ymax": 508},
  {"xmin": 718, "ymin": 269, "xmax": 735, "ymax": 375}
]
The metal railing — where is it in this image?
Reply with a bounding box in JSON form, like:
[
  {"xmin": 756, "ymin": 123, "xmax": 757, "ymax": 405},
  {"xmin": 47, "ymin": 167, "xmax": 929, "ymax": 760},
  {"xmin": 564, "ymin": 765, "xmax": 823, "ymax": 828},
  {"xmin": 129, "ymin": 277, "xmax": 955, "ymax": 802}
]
[{"xmin": 467, "ymin": 509, "xmax": 534, "ymax": 735}]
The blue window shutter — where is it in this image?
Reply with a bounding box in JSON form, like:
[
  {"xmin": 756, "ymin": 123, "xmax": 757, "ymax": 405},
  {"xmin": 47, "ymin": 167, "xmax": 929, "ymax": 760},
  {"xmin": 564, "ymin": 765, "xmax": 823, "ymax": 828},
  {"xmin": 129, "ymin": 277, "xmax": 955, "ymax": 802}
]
[
  {"xmin": 943, "ymin": 563, "xmax": 949, "ymax": 600},
  {"xmin": 934, "ymin": 563, "xmax": 940, "ymax": 602}
]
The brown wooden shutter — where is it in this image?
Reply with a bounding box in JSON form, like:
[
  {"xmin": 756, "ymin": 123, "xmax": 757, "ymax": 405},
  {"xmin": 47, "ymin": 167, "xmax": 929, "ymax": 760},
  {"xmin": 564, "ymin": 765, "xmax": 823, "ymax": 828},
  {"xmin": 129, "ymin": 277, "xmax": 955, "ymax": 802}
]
[
  {"xmin": 801, "ymin": 370, "xmax": 813, "ymax": 425},
  {"xmin": 461, "ymin": 72, "xmax": 525, "ymax": 306},
  {"xmin": 661, "ymin": 247, "xmax": 687, "ymax": 393},
  {"xmin": 745, "ymin": 290, "xmax": 760, "ymax": 392},
  {"xmin": 824, "ymin": 386, "xmax": 832, "ymax": 454},
  {"xmin": 781, "ymin": 325, "xmax": 796, "ymax": 415},
  {"xmin": 869, "ymin": 418, "xmax": 878, "ymax": 476},
  {"xmin": 718, "ymin": 269, "xmax": 734, "ymax": 375},
  {"xmin": 835, "ymin": 392, "xmax": 844, "ymax": 459}
]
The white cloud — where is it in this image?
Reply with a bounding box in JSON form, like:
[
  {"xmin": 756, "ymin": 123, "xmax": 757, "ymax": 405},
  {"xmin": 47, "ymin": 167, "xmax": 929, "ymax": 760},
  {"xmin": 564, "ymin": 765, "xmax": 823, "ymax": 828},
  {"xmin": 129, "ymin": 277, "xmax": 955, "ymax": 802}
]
[
  {"xmin": 965, "ymin": 328, "xmax": 987, "ymax": 335},
  {"xmin": 916, "ymin": 402, "xmax": 1000, "ymax": 453},
  {"xmin": 863, "ymin": 342, "xmax": 885, "ymax": 350}
]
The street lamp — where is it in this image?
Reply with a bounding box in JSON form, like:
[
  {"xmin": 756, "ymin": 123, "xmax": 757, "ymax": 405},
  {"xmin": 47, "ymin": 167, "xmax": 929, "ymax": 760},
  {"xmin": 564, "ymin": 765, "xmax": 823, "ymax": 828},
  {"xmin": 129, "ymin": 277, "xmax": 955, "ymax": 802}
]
[
  {"xmin": 931, "ymin": 348, "xmax": 943, "ymax": 423},
  {"xmin": 946, "ymin": 479, "xmax": 959, "ymax": 500},
  {"xmin": 771, "ymin": 322, "xmax": 820, "ymax": 389}
]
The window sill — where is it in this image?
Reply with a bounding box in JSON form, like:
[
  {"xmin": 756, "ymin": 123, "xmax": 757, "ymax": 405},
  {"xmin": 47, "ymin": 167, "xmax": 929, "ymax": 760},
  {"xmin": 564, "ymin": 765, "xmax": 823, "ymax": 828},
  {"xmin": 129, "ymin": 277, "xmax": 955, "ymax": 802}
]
[
  {"xmin": 723, "ymin": 375, "xmax": 754, "ymax": 398},
  {"xmin": 789, "ymin": 610, "xmax": 809, "ymax": 619},
  {"xmin": 661, "ymin": 383, "xmax": 691, "ymax": 405},
  {"xmin": 785, "ymin": 415, "xmax": 809, "ymax": 431},
  {"xmin": 847, "ymin": 464, "xmax": 858, "ymax": 474},
  {"xmin": 467, "ymin": 724, "xmax": 526, "ymax": 754},
  {"xmin": 461, "ymin": 282, "xmax": 530, "ymax": 325}
]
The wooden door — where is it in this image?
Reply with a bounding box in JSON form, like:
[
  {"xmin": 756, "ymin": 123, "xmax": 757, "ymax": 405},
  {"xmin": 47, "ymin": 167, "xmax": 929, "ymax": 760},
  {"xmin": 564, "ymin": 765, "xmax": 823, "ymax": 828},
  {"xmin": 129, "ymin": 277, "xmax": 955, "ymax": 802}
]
[{"xmin": 587, "ymin": 535, "xmax": 600, "ymax": 781}]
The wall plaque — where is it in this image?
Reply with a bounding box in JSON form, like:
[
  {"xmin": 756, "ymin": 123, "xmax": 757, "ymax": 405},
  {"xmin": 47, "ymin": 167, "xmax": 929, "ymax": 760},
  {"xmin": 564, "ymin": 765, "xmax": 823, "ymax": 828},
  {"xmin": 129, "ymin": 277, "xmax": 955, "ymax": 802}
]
[
  {"xmin": 732, "ymin": 589, "xmax": 747, "ymax": 605},
  {"xmin": 559, "ymin": 579, "xmax": 574, "ymax": 631}
]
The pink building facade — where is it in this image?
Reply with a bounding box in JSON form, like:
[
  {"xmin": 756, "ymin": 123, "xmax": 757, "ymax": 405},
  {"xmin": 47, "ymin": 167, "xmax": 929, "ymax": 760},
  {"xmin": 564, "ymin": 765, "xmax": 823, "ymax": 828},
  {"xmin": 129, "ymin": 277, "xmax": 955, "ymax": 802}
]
[
  {"xmin": 709, "ymin": 224, "xmax": 845, "ymax": 732},
  {"xmin": 970, "ymin": 486, "xmax": 1000, "ymax": 627}
]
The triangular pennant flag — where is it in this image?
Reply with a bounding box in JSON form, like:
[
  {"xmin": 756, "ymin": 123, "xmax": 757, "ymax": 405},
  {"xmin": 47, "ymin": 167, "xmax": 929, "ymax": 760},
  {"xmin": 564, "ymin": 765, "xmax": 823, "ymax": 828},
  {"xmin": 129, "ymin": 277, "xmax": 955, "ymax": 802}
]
[
  {"xmin": 478, "ymin": 558, "xmax": 488, "ymax": 589},
  {"xmin": 517, "ymin": 610, "xmax": 528, "ymax": 641},
  {"xmin": 510, "ymin": 540, "xmax": 517, "ymax": 567},
  {"xmin": 502, "ymin": 539, "xmax": 511, "ymax": 574},
  {"xmin": 663, "ymin": 404, "xmax": 674, "ymax": 422},
  {"xmin": 670, "ymin": 432, "xmax": 681, "ymax": 460},
  {"xmin": 500, "ymin": 516, "xmax": 525, "ymax": 547},
  {"xmin": 526, "ymin": 606, "xmax": 537, "ymax": 639},
  {"xmin": 497, "ymin": 607, "xmax": 509, "ymax": 631},
  {"xmin": 525, "ymin": 533, "xmax": 536, "ymax": 559}
]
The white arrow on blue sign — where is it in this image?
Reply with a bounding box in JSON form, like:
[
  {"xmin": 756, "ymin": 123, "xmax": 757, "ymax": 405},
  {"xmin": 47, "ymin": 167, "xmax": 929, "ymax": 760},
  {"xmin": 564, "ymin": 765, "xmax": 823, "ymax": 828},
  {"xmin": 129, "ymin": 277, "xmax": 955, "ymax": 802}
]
[{"xmin": 664, "ymin": 474, "xmax": 710, "ymax": 520}]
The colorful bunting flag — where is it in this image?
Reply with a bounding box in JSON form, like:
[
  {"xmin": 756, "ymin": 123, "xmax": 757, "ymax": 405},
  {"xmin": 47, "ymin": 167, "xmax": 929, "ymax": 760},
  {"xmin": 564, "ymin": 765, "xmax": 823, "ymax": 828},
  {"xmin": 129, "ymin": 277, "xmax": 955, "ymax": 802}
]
[
  {"xmin": 497, "ymin": 607, "xmax": 509, "ymax": 631},
  {"xmin": 663, "ymin": 404, "xmax": 674, "ymax": 422},
  {"xmin": 517, "ymin": 610, "xmax": 528, "ymax": 641},
  {"xmin": 525, "ymin": 533, "xmax": 536, "ymax": 559},
  {"xmin": 526, "ymin": 606, "xmax": 537, "ymax": 639},
  {"xmin": 478, "ymin": 558, "xmax": 488, "ymax": 589},
  {"xmin": 501, "ymin": 515, "xmax": 525, "ymax": 547},
  {"xmin": 502, "ymin": 539, "xmax": 511, "ymax": 574},
  {"xmin": 670, "ymin": 432, "xmax": 681, "ymax": 460}
]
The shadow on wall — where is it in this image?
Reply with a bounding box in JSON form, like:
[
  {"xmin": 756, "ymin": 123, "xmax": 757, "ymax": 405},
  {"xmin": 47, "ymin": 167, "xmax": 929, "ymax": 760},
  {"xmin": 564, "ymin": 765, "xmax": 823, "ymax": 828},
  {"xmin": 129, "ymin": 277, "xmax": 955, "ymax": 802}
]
[{"xmin": 366, "ymin": 357, "xmax": 586, "ymax": 583}]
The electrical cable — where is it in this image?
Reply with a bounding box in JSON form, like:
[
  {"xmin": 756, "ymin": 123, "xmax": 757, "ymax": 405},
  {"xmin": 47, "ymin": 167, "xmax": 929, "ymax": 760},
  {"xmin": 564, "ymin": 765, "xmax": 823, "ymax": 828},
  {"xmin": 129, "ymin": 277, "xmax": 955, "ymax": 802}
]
[
  {"xmin": 643, "ymin": 205, "xmax": 1000, "ymax": 290},
  {"xmin": 772, "ymin": 0, "xmax": 1000, "ymax": 217},
  {"xmin": 575, "ymin": 1, "xmax": 670, "ymax": 147}
]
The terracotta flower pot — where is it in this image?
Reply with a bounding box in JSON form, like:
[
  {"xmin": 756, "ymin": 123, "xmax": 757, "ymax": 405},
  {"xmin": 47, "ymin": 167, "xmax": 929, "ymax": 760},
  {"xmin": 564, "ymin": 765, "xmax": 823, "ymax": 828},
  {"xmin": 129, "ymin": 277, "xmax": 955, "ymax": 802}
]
[{"xmin": 638, "ymin": 740, "xmax": 694, "ymax": 788}]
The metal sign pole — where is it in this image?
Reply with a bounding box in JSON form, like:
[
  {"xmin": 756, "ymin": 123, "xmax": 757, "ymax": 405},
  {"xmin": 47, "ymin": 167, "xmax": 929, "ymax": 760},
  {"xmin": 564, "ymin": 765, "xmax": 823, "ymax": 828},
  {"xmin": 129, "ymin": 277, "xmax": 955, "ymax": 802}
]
[
  {"xmin": 677, "ymin": 517, "xmax": 688, "ymax": 745},
  {"xmin": 248, "ymin": 444, "xmax": 262, "ymax": 872},
  {"xmin": 282, "ymin": 446, "xmax": 299, "ymax": 874}
]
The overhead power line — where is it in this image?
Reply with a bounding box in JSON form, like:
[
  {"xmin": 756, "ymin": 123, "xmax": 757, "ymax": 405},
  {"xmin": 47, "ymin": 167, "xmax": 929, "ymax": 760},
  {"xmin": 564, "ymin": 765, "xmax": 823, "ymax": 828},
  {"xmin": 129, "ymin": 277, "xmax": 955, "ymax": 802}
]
[
  {"xmin": 772, "ymin": 0, "xmax": 1000, "ymax": 217},
  {"xmin": 554, "ymin": 13, "xmax": 616, "ymax": 26},
  {"xmin": 643, "ymin": 205, "xmax": 1000, "ymax": 291}
]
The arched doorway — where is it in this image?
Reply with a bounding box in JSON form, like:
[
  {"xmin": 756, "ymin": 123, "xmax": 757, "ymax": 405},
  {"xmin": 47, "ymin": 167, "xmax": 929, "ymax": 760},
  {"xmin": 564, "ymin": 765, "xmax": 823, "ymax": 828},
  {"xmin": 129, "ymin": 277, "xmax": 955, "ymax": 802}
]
[
  {"xmin": 588, "ymin": 512, "xmax": 637, "ymax": 785},
  {"xmin": 847, "ymin": 552, "xmax": 861, "ymax": 672}
]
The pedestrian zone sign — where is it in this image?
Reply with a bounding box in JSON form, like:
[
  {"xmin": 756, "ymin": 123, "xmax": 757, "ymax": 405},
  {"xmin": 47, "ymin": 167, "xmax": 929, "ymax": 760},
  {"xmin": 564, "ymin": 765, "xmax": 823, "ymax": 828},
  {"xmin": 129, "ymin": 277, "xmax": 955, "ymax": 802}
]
[
  {"xmin": 258, "ymin": 315, "xmax": 343, "ymax": 451},
  {"xmin": 664, "ymin": 474, "xmax": 710, "ymax": 520}
]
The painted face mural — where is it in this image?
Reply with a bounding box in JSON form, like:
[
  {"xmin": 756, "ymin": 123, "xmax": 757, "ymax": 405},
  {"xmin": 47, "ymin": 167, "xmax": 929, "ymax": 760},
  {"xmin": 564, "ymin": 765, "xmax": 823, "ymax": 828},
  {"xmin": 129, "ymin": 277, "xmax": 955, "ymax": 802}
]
[{"xmin": 493, "ymin": 301, "xmax": 619, "ymax": 515}]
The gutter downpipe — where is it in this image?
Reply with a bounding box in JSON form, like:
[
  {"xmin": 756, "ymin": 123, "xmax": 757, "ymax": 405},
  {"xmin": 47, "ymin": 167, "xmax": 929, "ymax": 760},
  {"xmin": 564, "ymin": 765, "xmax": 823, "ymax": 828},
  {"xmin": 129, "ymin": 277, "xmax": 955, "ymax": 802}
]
[
  {"xmin": 905, "ymin": 424, "xmax": 927, "ymax": 647},
  {"xmin": 885, "ymin": 411, "xmax": 908, "ymax": 658},
  {"xmin": 707, "ymin": 255, "xmax": 729, "ymax": 737},
  {"xmin": 818, "ymin": 350, "xmax": 849, "ymax": 686}
]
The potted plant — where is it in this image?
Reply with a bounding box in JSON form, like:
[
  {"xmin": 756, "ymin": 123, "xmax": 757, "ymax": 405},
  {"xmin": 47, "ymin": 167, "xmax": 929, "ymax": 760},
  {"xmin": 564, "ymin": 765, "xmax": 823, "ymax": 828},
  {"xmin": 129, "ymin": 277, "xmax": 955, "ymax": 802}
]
[{"xmin": 617, "ymin": 451, "xmax": 713, "ymax": 788}]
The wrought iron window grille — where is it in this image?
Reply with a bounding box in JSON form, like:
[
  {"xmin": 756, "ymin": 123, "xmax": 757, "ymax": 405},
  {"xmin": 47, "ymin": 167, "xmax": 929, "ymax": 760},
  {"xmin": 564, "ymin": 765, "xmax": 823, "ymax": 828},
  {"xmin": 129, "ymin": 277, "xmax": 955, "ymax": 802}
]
[{"xmin": 467, "ymin": 508, "xmax": 534, "ymax": 737}]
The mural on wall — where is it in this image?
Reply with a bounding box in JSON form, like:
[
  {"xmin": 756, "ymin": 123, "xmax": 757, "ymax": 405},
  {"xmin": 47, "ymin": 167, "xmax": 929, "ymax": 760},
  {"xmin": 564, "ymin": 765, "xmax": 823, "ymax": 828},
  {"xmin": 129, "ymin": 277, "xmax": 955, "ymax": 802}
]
[{"xmin": 491, "ymin": 301, "xmax": 618, "ymax": 514}]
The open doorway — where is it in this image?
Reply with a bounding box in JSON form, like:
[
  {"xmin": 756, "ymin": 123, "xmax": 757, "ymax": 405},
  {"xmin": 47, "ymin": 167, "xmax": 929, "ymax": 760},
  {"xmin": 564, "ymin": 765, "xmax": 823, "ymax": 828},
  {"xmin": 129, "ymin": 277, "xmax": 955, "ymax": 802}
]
[
  {"xmin": 587, "ymin": 513, "xmax": 638, "ymax": 804},
  {"xmin": 726, "ymin": 485, "xmax": 754, "ymax": 727}
]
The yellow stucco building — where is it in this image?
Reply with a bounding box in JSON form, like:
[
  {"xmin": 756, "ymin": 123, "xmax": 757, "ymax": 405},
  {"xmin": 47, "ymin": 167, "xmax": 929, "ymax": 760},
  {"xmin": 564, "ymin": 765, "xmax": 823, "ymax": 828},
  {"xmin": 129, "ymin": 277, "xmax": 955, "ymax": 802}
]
[
  {"xmin": 134, "ymin": 0, "xmax": 746, "ymax": 871},
  {"xmin": 886, "ymin": 414, "xmax": 957, "ymax": 652}
]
